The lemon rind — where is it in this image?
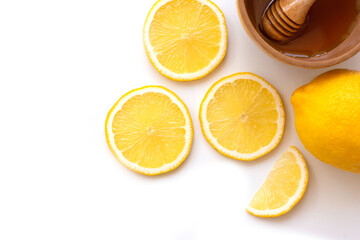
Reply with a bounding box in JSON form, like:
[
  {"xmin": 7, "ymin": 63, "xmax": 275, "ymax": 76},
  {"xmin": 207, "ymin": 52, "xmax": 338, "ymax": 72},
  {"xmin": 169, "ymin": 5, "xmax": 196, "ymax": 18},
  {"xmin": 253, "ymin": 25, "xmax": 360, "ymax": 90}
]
[
  {"xmin": 143, "ymin": 0, "xmax": 228, "ymax": 81},
  {"xmin": 246, "ymin": 146, "xmax": 309, "ymax": 217},
  {"xmin": 105, "ymin": 86, "xmax": 193, "ymax": 175},
  {"xmin": 199, "ymin": 72, "xmax": 285, "ymax": 161}
]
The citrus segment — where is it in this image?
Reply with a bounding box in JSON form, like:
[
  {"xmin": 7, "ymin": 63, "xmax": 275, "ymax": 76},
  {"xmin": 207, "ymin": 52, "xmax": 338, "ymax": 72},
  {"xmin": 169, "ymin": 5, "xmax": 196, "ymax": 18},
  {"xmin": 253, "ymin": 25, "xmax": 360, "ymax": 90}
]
[
  {"xmin": 144, "ymin": 0, "xmax": 227, "ymax": 81},
  {"xmin": 105, "ymin": 86, "xmax": 193, "ymax": 175},
  {"xmin": 199, "ymin": 72, "xmax": 285, "ymax": 160},
  {"xmin": 246, "ymin": 146, "xmax": 309, "ymax": 217}
]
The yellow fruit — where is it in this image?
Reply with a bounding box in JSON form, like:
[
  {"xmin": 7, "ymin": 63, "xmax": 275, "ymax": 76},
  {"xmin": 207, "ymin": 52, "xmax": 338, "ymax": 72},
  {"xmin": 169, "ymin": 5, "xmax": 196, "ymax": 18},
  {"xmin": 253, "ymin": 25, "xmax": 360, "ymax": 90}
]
[
  {"xmin": 199, "ymin": 72, "xmax": 285, "ymax": 160},
  {"xmin": 105, "ymin": 86, "xmax": 193, "ymax": 175},
  {"xmin": 291, "ymin": 69, "xmax": 360, "ymax": 173},
  {"xmin": 246, "ymin": 146, "xmax": 309, "ymax": 217},
  {"xmin": 143, "ymin": 0, "xmax": 227, "ymax": 81}
]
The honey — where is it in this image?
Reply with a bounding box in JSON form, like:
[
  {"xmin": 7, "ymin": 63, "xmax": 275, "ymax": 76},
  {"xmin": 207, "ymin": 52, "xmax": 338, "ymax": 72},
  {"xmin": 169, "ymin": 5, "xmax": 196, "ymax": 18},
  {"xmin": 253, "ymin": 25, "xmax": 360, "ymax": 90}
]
[{"xmin": 246, "ymin": 0, "xmax": 360, "ymax": 58}]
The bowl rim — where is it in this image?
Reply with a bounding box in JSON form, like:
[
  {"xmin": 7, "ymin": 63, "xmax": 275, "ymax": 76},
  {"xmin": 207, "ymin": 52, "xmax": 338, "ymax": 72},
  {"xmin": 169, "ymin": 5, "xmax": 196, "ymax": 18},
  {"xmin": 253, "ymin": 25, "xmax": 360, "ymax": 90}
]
[{"xmin": 236, "ymin": 0, "xmax": 360, "ymax": 68}]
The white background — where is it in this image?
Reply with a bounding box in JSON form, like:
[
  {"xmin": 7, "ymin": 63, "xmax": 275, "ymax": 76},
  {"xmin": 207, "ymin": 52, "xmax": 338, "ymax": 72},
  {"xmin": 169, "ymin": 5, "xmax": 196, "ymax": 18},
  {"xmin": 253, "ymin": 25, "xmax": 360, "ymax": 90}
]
[{"xmin": 1, "ymin": 0, "xmax": 360, "ymax": 239}]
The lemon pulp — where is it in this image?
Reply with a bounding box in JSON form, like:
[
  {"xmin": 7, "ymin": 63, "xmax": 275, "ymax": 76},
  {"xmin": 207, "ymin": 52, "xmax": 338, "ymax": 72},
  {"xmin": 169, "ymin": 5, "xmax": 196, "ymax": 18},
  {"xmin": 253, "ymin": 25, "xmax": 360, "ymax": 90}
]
[
  {"xmin": 144, "ymin": 0, "xmax": 227, "ymax": 81},
  {"xmin": 200, "ymin": 73, "xmax": 285, "ymax": 160},
  {"xmin": 106, "ymin": 86, "xmax": 193, "ymax": 175},
  {"xmin": 207, "ymin": 79, "xmax": 279, "ymax": 154},
  {"xmin": 247, "ymin": 146, "xmax": 308, "ymax": 217}
]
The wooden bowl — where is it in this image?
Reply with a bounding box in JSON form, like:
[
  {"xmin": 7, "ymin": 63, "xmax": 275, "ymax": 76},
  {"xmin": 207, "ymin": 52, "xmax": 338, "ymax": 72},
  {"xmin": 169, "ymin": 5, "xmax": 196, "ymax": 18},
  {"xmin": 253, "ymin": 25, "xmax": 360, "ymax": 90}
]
[{"xmin": 237, "ymin": 0, "xmax": 360, "ymax": 68}]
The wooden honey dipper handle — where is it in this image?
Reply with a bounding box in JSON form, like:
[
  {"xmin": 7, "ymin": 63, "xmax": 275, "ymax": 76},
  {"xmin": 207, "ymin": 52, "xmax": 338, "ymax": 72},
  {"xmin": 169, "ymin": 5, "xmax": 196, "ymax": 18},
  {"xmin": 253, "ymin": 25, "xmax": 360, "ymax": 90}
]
[
  {"xmin": 280, "ymin": 0, "xmax": 316, "ymax": 24},
  {"xmin": 262, "ymin": 0, "xmax": 316, "ymax": 42}
]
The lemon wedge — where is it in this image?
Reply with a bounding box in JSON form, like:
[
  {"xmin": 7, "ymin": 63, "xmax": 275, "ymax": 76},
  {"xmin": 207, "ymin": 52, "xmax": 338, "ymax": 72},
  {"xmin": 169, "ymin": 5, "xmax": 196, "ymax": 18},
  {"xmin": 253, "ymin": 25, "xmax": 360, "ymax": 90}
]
[
  {"xmin": 143, "ymin": 0, "xmax": 227, "ymax": 81},
  {"xmin": 105, "ymin": 86, "xmax": 193, "ymax": 175},
  {"xmin": 199, "ymin": 72, "xmax": 285, "ymax": 160},
  {"xmin": 246, "ymin": 146, "xmax": 309, "ymax": 217}
]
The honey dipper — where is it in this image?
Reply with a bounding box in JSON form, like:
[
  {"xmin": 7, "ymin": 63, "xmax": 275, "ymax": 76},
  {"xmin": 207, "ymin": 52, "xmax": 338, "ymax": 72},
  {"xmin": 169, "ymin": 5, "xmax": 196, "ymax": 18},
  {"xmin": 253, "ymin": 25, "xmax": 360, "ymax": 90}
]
[{"xmin": 262, "ymin": 0, "xmax": 316, "ymax": 42}]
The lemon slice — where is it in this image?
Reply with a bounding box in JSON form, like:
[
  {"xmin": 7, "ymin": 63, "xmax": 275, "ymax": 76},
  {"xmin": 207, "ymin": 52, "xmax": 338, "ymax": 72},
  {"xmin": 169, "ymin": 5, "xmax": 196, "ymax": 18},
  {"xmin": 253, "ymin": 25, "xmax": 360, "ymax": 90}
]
[
  {"xmin": 246, "ymin": 146, "xmax": 309, "ymax": 217},
  {"xmin": 143, "ymin": 0, "xmax": 227, "ymax": 81},
  {"xmin": 105, "ymin": 86, "xmax": 193, "ymax": 175},
  {"xmin": 199, "ymin": 72, "xmax": 285, "ymax": 160}
]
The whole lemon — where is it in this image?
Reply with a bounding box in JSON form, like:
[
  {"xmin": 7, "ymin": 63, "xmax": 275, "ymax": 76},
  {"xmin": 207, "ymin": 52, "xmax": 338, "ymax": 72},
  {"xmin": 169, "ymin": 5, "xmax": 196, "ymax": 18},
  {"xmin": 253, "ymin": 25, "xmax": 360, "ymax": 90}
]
[{"xmin": 291, "ymin": 69, "xmax": 360, "ymax": 173}]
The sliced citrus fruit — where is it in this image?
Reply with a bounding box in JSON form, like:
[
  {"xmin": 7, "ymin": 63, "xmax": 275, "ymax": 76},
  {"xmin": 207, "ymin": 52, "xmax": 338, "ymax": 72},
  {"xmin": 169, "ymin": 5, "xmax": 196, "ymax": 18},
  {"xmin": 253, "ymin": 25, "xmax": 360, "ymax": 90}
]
[
  {"xmin": 143, "ymin": 0, "xmax": 227, "ymax": 81},
  {"xmin": 199, "ymin": 72, "xmax": 285, "ymax": 161},
  {"xmin": 105, "ymin": 86, "xmax": 193, "ymax": 175},
  {"xmin": 246, "ymin": 146, "xmax": 309, "ymax": 217}
]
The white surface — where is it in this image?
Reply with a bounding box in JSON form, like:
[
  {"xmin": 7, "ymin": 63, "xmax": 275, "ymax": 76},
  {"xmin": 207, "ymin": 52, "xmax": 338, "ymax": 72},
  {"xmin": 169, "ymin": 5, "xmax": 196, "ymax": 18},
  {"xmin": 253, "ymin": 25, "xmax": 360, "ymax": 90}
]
[{"xmin": 0, "ymin": 0, "xmax": 359, "ymax": 239}]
